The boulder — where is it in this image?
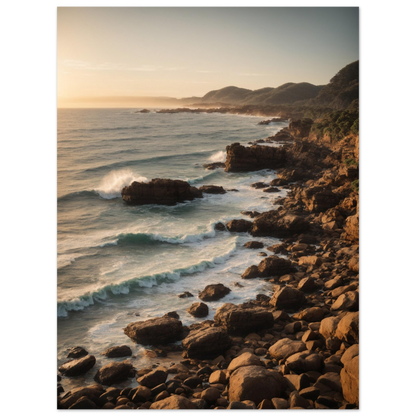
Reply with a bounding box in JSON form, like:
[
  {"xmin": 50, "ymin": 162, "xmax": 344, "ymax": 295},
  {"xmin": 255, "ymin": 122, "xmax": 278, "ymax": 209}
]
[
  {"xmin": 227, "ymin": 352, "xmax": 265, "ymax": 372},
  {"xmin": 241, "ymin": 256, "xmax": 296, "ymax": 279},
  {"xmin": 150, "ymin": 395, "xmax": 196, "ymax": 409},
  {"xmin": 198, "ymin": 185, "xmax": 226, "ymax": 194},
  {"xmin": 331, "ymin": 291, "xmax": 359, "ymax": 312},
  {"xmin": 182, "ymin": 326, "xmax": 232, "ymax": 359},
  {"xmin": 137, "ymin": 368, "xmax": 168, "ymax": 389},
  {"xmin": 269, "ymin": 286, "xmax": 306, "ymax": 310},
  {"xmin": 228, "ymin": 365, "xmax": 286, "ymax": 404},
  {"xmin": 251, "ymin": 211, "xmax": 310, "ymax": 237},
  {"xmin": 319, "ymin": 315, "xmax": 342, "ymax": 339},
  {"xmin": 285, "ymin": 352, "xmax": 324, "ymax": 373},
  {"xmin": 187, "ymin": 302, "xmax": 209, "ymax": 317},
  {"xmin": 199, "ymin": 284, "xmax": 231, "ymax": 301},
  {"xmin": 268, "ymin": 338, "xmax": 307, "ymax": 361},
  {"xmin": 244, "ymin": 241, "xmax": 264, "ymax": 249},
  {"xmin": 298, "ymin": 256, "xmax": 323, "ymax": 267},
  {"xmin": 297, "ymin": 276, "xmax": 318, "ymax": 292},
  {"xmin": 67, "ymin": 346, "xmax": 88, "ymax": 358},
  {"xmin": 59, "ymin": 355, "xmax": 96, "ymax": 377},
  {"xmin": 202, "ymin": 162, "xmax": 226, "ymax": 170},
  {"xmin": 293, "ymin": 306, "xmax": 327, "ymax": 322},
  {"xmin": 344, "ymin": 213, "xmax": 359, "ymax": 243},
  {"xmin": 214, "ymin": 303, "xmax": 274, "ymax": 334},
  {"xmin": 59, "ymin": 385, "xmax": 105, "ymax": 409},
  {"xmin": 123, "ymin": 316, "xmax": 183, "ymax": 345},
  {"xmin": 94, "ymin": 361, "xmax": 135, "ymax": 386},
  {"xmin": 121, "ymin": 178, "xmax": 202, "ymax": 205},
  {"xmin": 225, "ymin": 142, "xmax": 286, "ymax": 172},
  {"xmin": 226, "ymin": 219, "xmax": 253, "ymax": 232},
  {"xmin": 300, "ymin": 186, "xmax": 342, "ymax": 213},
  {"xmin": 335, "ymin": 312, "xmax": 359, "ymax": 344},
  {"xmin": 102, "ymin": 345, "xmax": 132, "ymax": 358},
  {"xmin": 340, "ymin": 354, "xmax": 359, "ymax": 405}
]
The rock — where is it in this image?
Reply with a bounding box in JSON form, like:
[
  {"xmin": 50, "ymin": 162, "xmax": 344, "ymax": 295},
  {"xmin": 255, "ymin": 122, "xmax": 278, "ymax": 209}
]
[
  {"xmin": 138, "ymin": 109, "xmax": 150, "ymax": 113},
  {"xmin": 297, "ymin": 277, "xmax": 318, "ymax": 292},
  {"xmin": 199, "ymin": 283, "xmax": 231, "ymax": 301},
  {"xmin": 178, "ymin": 291, "xmax": 194, "ymax": 298},
  {"xmin": 183, "ymin": 376, "xmax": 203, "ymax": 389},
  {"xmin": 209, "ymin": 370, "xmax": 227, "ymax": 385},
  {"xmin": 228, "ymin": 365, "xmax": 285, "ymax": 404},
  {"xmin": 341, "ymin": 344, "xmax": 359, "ymax": 365},
  {"xmin": 293, "ymin": 306, "xmax": 326, "ymax": 322},
  {"xmin": 298, "ymin": 255, "xmax": 323, "ymax": 267},
  {"xmin": 251, "ymin": 211, "xmax": 310, "ymax": 237},
  {"xmin": 59, "ymin": 385, "xmax": 105, "ymax": 409},
  {"xmin": 228, "ymin": 352, "xmax": 264, "ymax": 372},
  {"xmin": 285, "ymin": 351, "xmax": 324, "ymax": 373},
  {"xmin": 187, "ymin": 302, "xmax": 209, "ymax": 317},
  {"xmin": 268, "ymin": 338, "xmax": 307, "ymax": 361},
  {"xmin": 299, "ymin": 386, "xmax": 320, "ymax": 401},
  {"xmin": 198, "ymin": 185, "xmax": 227, "ymax": 194},
  {"xmin": 59, "ymin": 355, "xmax": 96, "ymax": 377},
  {"xmin": 300, "ymin": 186, "xmax": 342, "ymax": 213},
  {"xmin": 341, "ymin": 354, "xmax": 359, "ymax": 405},
  {"xmin": 94, "ymin": 361, "xmax": 135, "ymax": 386},
  {"xmin": 68, "ymin": 397, "xmax": 97, "ymax": 409},
  {"xmin": 319, "ymin": 316, "xmax": 342, "ymax": 339},
  {"xmin": 244, "ymin": 241, "xmax": 264, "ymax": 249},
  {"xmin": 331, "ymin": 291, "xmax": 359, "ymax": 312},
  {"xmin": 131, "ymin": 385, "xmax": 152, "ymax": 402},
  {"xmin": 227, "ymin": 401, "xmax": 255, "ymax": 409},
  {"xmin": 285, "ymin": 373, "xmax": 310, "ymax": 391},
  {"xmin": 102, "ymin": 345, "xmax": 132, "ymax": 358},
  {"xmin": 123, "ymin": 316, "xmax": 183, "ymax": 345},
  {"xmin": 289, "ymin": 390, "xmax": 312, "ymax": 409},
  {"xmin": 272, "ymin": 397, "xmax": 289, "ymax": 409},
  {"xmin": 121, "ymin": 178, "xmax": 202, "ymax": 205},
  {"xmin": 137, "ymin": 368, "xmax": 168, "ymax": 389},
  {"xmin": 251, "ymin": 182, "xmax": 269, "ymax": 189},
  {"xmin": 201, "ymin": 387, "xmax": 221, "ymax": 403},
  {"xmin": 150, "ymin": 395, "xmax": 196, "ymax": 409},
  {"xmin": 317, "ymin": 372, "xmax": 342, "ymax": 392},
  {"xmin": 269, "ymin": 286, "xmax": 306, "ymax": 310},
  {"xmin": 214, "ymin": 222, "xmax": 226, "ymax": 231},
  {"xmin": 226, "ymin": 219, "xmax": 253, "ymax": 232},
  {"xmin": 214, "ymin": 303, "xmax": 274, "ymax": 334},
  {"xmin": 335, "ymin": 312, "xmax": 359, "ymax": 344},
  {"xmin": 203, "ymin": 162, "xmax": 226, "ymax": 170},
  {"xmin": 182, "ymin": 326, "xmax": 232, "ymax": 359},
  {"xmin": 67, "ymin": 346, "xmax": 88, "ymax": 358},
  {"xmin": 225, "ymin": 142, "xmax": 286, "ymax": 172},
  {"xmin": 349, "ymin": 256, "xmax": 359, "ymax": 273},
  {"xmin": 344, "ymin": 213, "xmax": 359, "ymax": 243},
  {"xmin": 263, "ymin": 187, "xmax": 280, "ymax": 193},
  {"xmin": 241, "ymin": 256, "xmax": 296, "ymax": 279}
]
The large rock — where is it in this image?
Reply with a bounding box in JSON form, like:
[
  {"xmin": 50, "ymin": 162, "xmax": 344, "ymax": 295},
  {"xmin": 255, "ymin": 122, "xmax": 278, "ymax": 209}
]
[
  {"xmin": 150, "ymin": 395, "xmax": 196, "ymax": 409},
  {"xmin": 199, "ymin": 283, "xmax": 231, "ymax": 301},
  {"xmin": 93, "ymin": 361, "xmax": 135, "ymax": 386},
  {"xmin": 299, "ymin": 185, "xmax": 342, "ymax": 213},
  {"xmin": 285, "ymin": 351, "xmax": 324, "ymax": 373},
  {"xmin": 123, "ymin": 316, "xmax": 183, "ymax": 345},
  {"xmin": 225, "ymin": 142, "xmax": 286, "ymax": 172},
  {"xmin": 335, "ymin": 312, "xmax": 359, "ymax": 344},
  {"xmin": 293, "ymin": 306, "xmax": 326, "ymax": 322},
  {"xmin": 58, "ymin": 355, "xmax": 96, "ymax": 377},
  {"xmin": 101, "ymin": 345, "xmax": 132, "ymax": 358},
  {"xmin": 121, "ymin": 178, "xmax": 202, "ymax": 205},
  {"xmin": 331, "ymin": 291, "xmax": 359, "ymax": 312},
  {"xmin": 182, "ymin": 326, "xmax": 232, "ymax": 358},
  {"xmin": 268, "ymin": 338, "xmax": 307, "ymax": 361},
  {"xmin": 198, "ymin": 185, "xmax": 226, "ymax": 194},
  {"xmin": 226, "ymin": 219, "xmax": 253, "ymax": 233},
  {"xmin": 228, "ymin": 365, "xmax": 286, "ymax": 404},
  {"xmin": 344, "ymin": 213, "xmax": 359, "ymax": 243},
  {"xmin": 187, "ymin": 302, "xmax": 209, "ymax": 317},
  {"xmin": 251, "ymin": 211, "xmax": 310, "ymax": 237},
  {"xmin": 214, "ymin": 303, "xmax": 273, "ymax": 334},
  {"xmin": 228, "ymin": 352, "xmax": 264, "ymax": 372},
  {"xmin": 319, "ymin": 315, "xmax": 342, "ymax": 339},
  {"xmin": 241, "ymin": 256, "xmax": 296, "ymax": 279},
  {"xmin": 137, "ymin": 368, "xmax": 168, "ymax": 388},
  {"xmin": 269, "ymin": 286, "xmax": 306, "ymax": 310},
  {"xmin": 341, "ymin": 354, "xmax": 359, "ymax": 405},
  {"xmin": 59, "ymin": 385, "xmax": 105, "ymax": 409}
]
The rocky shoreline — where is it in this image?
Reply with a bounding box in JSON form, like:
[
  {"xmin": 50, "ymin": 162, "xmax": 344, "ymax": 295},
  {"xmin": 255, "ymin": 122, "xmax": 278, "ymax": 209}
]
[{"xmin": 58, "ymin": 118, "xmax": 359, "ymax": 409}]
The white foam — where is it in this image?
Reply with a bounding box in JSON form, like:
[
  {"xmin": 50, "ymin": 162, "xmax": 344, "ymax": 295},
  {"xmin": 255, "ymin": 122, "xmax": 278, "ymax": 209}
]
[
  {"xmin": 208, "ymin": 150, "xmax": 226, "ymax": 163},
  {"xmin": 95, "ymin": 169, "xmax": 148, "ymax": 199}
]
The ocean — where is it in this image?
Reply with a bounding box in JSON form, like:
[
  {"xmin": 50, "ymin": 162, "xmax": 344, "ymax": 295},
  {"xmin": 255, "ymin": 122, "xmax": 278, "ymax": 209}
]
[{"xmin": 57, "ymin": 108, "xmax": 289, "ymax": 390}]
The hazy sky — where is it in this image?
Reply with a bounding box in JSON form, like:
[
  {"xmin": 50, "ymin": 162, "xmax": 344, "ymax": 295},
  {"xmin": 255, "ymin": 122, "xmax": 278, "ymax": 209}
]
[{"xmin": 57, "ymin": 7, "xmax": 359, "ymax": 106}]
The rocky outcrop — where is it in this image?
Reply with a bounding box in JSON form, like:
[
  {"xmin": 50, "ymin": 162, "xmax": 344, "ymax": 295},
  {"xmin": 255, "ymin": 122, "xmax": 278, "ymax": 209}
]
[
  {"xmin": 224, "ymin": 143, "xmax": 286, "ymax": 172},
  {"xmin": 198, "ymin": 185, "xmax": 226, "ymax": 194},
  {"xmin": 182, "ymin": 326, "xmax": 232, "ymax": 358},
  {"xmin": 101, "ymin": 345, "xmax": 132, "ymax": 358},
  {"xmin": 226, "ymin": 219, "xmax": 253, "ymax": 232},
  {"xmin": 137, "ymin": 368, "xmax": 168, "ymax": 388},
  {"xmin": 202, "ymin": 162, "xmax": 226, "ymax": 170},
  {"xmin": 251, "ymin": 211, "xmax": 310, "ymax": 237},
  {"xmin": 121, "ymin": 179, "xmax": 202, "ymax": 205},
  {"xmin": 123, "ymin": 316, "xmax": 183, "ymax": 345},
  {"xmin": 269, "ymin": 286, "xmax": 306, "ymax": 310},
  {"xmin": 187, "ymin": 302, "xmax": 209, "ymax": 317},
  {"xmin": 288, "ymin": 118, "xmax": 313, "ymax": 138},
  {"xmin": 214, "ymin": 303, "xmax": 274, "ymax": 334},
  {"xmin": 241, "ymin": 256, "xmax": 296, "ymax": 279}
]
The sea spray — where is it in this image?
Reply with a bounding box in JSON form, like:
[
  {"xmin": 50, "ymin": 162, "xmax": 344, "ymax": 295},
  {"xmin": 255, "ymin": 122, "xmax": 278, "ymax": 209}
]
[
  {"xmin": 96, "ymin": 169, "xmax": 148, "ymax": 199},
  {"xmin": 208, "ymin": 150, "xmax": 226, "ymax": 163}
]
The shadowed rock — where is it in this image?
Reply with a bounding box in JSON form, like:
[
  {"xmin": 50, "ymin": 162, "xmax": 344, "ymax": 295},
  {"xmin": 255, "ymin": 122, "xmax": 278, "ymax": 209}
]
[
  {"xmin": 59, "ymin": 355, "xmax": 96, "ymax": 377},
  {"xmin": 94, "ymin": 361, "xmax": 135, "ymax": 386},
  {"xmin": 251, "ymin": 211, "xmax": 310, "ymax": 237},
  {"xmin": 199, "ymin": 284, "xmax": 231, "ymax": 301}
]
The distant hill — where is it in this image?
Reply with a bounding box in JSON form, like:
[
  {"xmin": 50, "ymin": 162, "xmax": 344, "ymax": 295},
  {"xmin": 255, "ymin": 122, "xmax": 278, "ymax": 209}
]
[{"xmin": 182, "ymin": 61, "xmax": 358, "ymax": 111}]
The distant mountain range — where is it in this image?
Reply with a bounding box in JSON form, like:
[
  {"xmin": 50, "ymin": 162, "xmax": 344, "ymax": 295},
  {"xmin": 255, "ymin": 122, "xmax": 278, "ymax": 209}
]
[{"xmin": 186, "ymin": 60, "xmax": 358, "ymax": 110}]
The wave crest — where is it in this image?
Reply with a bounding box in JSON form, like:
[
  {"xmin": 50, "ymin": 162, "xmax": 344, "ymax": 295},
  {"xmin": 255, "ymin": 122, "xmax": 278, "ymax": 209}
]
[
  {"xmin": 208, "ymin": 150, "xmax": 226, "ymax": 163},
  {"xmin": 95, "ymin": 169, "xmax": 148, "ymax": 199}
]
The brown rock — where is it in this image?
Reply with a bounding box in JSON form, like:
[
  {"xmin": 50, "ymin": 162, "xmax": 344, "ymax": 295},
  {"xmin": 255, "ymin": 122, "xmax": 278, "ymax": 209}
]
[
  {"xmin": 244, "ymin": 241, "xmax": 264, "ymax": 249},
  {"xmin": 340, "ymin": 355, "xmax": 359, "ymax": 405},
  {"xmin": 124, "ymin": 316, "xmax": 183, "ymax": 345},
  {"xmin": 137, "ymin": 368, "xmax": 168, "ymax": 389},
  {"xmin": 67, "ymin": 346, "xmax": 88, "ymax": 358},
  {"xmin": 331, "ymin": 291, "xmax": 359, "ymax": 312},
  {"xmin": 228, "ymin": 352, "xmax": 264, "ymax": 372},
  {"xmin": 94, "ymin": 361, "xmax": 135, "ymax": 386},
  {"xmin": 226, "ymin": 219, "xmax": 253, "ymax": 232},
  {"xmin": 198, "ymin": 185, "xmax": 227, "ymax": 194},
  {"xmin": 199, "ymin": 283, "xmax": 231, "ymax": 301},
  {"xmin": 121, "ymin": 178, "xmax": 202, "ymax": 205},
  {"xmin": 228, "ymin": 365, "xmax": 285, "ymax": 405},
  {"xmin": 59, "ymin": 355, "xmax": 96, "ymax": 377},
  {"xmin": 182, "ymin": 326, "xmax": 232, "ymax": 359},
  {"xmin": 269, "ymin": 286, "xmax": 306, "ymax": 310},
  {"xmin": 225, "ymin": 142, "xmax": 286, "ymax": 172},
  {"xmin": 319, "ymin": 315, "xmax": 342, "ymax": 339},
  {"xmin": 251, "ymin": 211, "xmax": 310, "ymax": 237},
  {"xmin": 102, "ymin": 345, "xmax": 132, "ymax": 358},
  {"xmin": 209, "ymin": 370, "xmax": 227, "ymax": 385},
  {"xmin": 59, "ymin": 385, "xmax": 105, "ymax": 409},
  {"xmin": 268, "ymin": 338, "xmax": 306, "ymax": 361},
  {"xmin": 335, "ymin": 312, "xmax": 359, "ymax": 344},
  {"xmin": 214, "ymin": 303, "xmax": 273, "ymax": 334},
  {"xmin": 187, "ymin": 302, "xmax": 209, "ymax": 317},
  {"xmin": 293, "ymin": 306, "xmax": 326, "ymax": 322},
  {"xmin": 150, "ymin": 395, "xmax": 196, "ymax": 409}
]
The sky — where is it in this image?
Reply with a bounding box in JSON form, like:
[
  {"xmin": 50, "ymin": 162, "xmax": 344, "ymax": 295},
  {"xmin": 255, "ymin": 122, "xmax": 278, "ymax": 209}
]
[{"xmin": 57, "ymin": 7, "xmax": 359, "ymax": 107}]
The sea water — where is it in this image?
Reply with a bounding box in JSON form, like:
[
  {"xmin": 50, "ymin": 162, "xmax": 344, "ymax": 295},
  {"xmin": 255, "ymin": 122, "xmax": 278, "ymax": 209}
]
[{"xmin": 57, "ymin": 108, "xmax": 288, "ymax": 390}]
